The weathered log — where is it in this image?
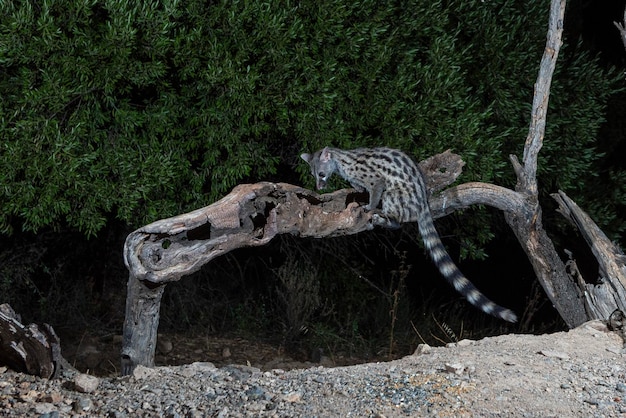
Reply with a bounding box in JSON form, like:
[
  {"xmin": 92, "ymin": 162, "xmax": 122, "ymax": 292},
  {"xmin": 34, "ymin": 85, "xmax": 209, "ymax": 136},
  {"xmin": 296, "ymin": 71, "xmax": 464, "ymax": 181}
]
[
  {"xmin": 0, "ymin": 303, "xmax": 72, "ymax": 379},
  {"xmin": 121, "ymin": 151, "xmax": 471, "ymax": 375},
  {"xmin": 552, "ymin": 190, "xmax": 626, "ymax": 320}
]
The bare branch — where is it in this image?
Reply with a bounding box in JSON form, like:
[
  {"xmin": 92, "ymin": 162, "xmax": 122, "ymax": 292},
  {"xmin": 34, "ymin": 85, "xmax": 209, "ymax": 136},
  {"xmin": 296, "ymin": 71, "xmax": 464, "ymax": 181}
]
[
  {"xmin": 121, "ymin": 151, "xmax": 532, "ymax": 374},
  {"xmin": 520, "ymin": 0, "xmax": 565, "ymax": 196},
  {"xmin": 430, "ymin": 182, "xmax": 527, "ymax": 218}
]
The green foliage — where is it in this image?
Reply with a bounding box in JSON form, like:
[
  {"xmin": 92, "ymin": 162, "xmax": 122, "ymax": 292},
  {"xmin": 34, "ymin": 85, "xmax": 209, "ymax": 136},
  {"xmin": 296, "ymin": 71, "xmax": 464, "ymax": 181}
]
[
  {"xmin": 0, "ymin": 0, "xmax": 281, "ymax": 235},
  {"xmin": 0, "ymin": 0, "xmax": 621, "ymax": 237}
]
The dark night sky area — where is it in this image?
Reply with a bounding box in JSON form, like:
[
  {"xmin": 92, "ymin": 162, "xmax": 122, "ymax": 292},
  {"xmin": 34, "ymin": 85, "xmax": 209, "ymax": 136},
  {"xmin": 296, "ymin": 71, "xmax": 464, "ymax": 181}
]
[
  {"xmin": 571, "ymin": 0, "xmax": 626, "ymax": 66},
  {"xmin": 569, "ymin": 1, "xmax": 626, "ymax": 176}
]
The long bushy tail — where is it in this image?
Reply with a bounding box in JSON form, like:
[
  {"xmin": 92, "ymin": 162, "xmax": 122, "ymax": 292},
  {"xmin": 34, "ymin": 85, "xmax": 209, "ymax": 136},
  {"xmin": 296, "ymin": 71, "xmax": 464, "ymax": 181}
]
[{"xmin": 416, "ymin": 202, "xmax": 518, "ymax": 323}]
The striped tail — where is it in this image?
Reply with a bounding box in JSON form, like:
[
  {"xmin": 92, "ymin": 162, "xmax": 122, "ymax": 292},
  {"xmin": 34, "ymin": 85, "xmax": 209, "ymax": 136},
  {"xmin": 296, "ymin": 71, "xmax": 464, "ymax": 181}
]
[{"xmin": 416, "ymin": 201, "xmax": 518, "ymax": 323}]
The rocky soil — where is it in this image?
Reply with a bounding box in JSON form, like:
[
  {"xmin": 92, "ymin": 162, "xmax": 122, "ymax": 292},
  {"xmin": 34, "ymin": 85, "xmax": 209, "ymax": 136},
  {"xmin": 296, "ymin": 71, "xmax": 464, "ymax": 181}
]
[{"xmin": 0, "ymin": 320, "xmax": 625, "ymax": 417}]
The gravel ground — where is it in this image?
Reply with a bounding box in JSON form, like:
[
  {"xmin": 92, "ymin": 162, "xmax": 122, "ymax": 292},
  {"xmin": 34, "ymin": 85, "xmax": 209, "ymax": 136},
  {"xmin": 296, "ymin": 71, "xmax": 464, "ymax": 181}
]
[{"xmin": 1, "ymin": 320, "xmax": 624, "ymax": 417}]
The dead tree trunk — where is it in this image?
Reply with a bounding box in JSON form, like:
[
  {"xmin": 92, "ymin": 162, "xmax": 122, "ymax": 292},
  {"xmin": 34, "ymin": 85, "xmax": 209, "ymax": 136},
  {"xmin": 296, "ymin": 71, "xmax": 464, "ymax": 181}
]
[
  {"xmin": 502, "ymin": 0, "xmax": 626, "ymax": 327},
  {"xmin": 501, "ymin": 0, "xmax": 588, "ymax": 328}
]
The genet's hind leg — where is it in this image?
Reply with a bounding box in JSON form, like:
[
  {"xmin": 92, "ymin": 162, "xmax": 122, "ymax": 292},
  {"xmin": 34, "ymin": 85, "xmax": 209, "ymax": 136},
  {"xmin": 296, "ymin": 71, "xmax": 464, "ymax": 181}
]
[{"xmin": 375, "ymin": 189, "xmax": 404, "ymax": 229}]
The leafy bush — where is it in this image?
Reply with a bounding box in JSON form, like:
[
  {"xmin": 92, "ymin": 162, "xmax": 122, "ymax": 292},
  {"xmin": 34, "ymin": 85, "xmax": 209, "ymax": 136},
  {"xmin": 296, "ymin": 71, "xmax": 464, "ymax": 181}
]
[{"xmin": 1, "ymin": 0, "xmax": 621, "ymax": 237}]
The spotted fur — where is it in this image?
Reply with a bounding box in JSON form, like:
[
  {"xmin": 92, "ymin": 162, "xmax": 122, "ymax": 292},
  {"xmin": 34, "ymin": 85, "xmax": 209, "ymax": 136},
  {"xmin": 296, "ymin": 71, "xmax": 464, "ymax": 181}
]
[{"xmin": 301, "ymin": 146, "xmax": 517, "ymax": 322}]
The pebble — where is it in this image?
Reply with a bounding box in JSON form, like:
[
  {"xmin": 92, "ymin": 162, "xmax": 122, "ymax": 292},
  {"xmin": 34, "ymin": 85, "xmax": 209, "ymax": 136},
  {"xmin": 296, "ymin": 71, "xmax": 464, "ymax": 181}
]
[{"xmin": 74, "ymin": 373, "xmax": 100, "ymax": 393}]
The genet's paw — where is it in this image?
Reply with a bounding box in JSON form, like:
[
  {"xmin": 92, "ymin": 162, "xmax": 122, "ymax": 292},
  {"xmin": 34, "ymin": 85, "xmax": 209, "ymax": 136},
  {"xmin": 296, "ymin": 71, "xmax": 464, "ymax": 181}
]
[{"xmin": 371, "ymin": 213, "xmax": 401, "ymax": 229}]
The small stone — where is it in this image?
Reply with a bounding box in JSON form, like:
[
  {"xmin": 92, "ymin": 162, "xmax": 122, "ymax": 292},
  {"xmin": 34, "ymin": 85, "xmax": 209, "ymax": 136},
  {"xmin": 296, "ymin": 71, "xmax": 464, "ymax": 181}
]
[
  {"xmin": 42, "ymin": 391, "xmax": 63, "ymax": 403},
  {"xmin": 245, "ymin": 386, "xmax": 265, "ymax": 400},
  {"xmin": 457, "ymin": 339, "xmax": 474, "ymax": 347},
  {"xmin": 414, "ymin": 344, "xmax": 431, "ymax": 355},
  {"xmin": 73, "ymin": 396, "xmax": 94, "ymax": 412},
  {"xmin": 222, "ymin": 347, "xmax": 231, "ymax": 358},
  {"xmin": 581, "ymin": 320, "xmax": 609, "ymax": 333},
  {"xmin": 157, "ymin": 337, "xmax": 173, "ymax": 354},
  {"xmin": 132, "ymin": 365, "xmax": 157, "ymax": 380},
  {"xmin": 189, "ymin": 362, "xmax": 216, "ymax": 373},
  {"xmin": 282, "ymin": 392, "xmax": 302, "ymax": 403},
  {"xmin": 19, "ymin": 389, "xmax": 39, "ymax": 402},
  {"xmin": 74, "ymin": 373, "xmax": 100, "ymax": 393},
  {"xmin": 320, "ymin": 355, "xmax": 334, "ymax": 367},
  {"xmin": 34, "ymin": 402, "xmax": 56, "ymax": 414},
  {"xmin": 617, "ymin": 382, "xmax": 626, "ymax": 393}
]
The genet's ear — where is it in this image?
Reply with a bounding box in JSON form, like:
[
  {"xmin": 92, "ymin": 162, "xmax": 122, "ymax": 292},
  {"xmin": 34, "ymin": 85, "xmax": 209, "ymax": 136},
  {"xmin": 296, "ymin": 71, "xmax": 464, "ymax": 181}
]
[
  {"xmin": 319, "ymin": 147, "xmax": 331, "ymax": 163},
  {"xmin": 300, "ymin": 153, "xmax": 311, "ymax": 163}
]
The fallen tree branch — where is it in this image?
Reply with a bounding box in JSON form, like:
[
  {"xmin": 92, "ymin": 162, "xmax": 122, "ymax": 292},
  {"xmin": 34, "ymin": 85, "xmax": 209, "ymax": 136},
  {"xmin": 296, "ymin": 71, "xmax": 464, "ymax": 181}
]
[
  {"xmin": 552, "ymin": 190, "xmax": 626, "ymax": 319},
  {"xmin": 122, "ymin": 151, "xmax": 477, "ymax": 374},
  {"xmin": 430, "ymin": 182, "xmax": 527, "ymax": 217}
]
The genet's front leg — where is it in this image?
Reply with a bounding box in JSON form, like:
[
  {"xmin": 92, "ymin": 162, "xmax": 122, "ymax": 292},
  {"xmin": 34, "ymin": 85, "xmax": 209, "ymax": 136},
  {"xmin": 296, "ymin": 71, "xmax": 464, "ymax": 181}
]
[{"xmin": 365, "ymin": 180, "xmax": 385, "ymax": 211}]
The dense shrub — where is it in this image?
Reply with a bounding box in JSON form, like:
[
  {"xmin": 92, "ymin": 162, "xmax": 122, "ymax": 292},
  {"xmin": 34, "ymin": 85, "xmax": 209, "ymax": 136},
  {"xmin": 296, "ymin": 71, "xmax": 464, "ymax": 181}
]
[{"xmin": 0, "ymin": 0, "xmax": 621, "ymax": 236}]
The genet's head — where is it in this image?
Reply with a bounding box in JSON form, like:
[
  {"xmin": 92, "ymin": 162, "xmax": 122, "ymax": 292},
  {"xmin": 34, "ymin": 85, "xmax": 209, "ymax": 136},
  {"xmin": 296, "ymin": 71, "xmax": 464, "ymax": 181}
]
[{"xmin": 300, "ymin": 147, "xmax": 334, "ymax": 190}]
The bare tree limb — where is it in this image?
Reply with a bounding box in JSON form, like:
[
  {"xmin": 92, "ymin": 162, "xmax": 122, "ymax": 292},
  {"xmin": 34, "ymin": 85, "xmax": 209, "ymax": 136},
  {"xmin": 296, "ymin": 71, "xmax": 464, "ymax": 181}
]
[
  {"xmin": 430, "ymin": 182, "xmax": 527, "ymax": 217},
  {"xmin": 520, "ymin": 0, "xmax": 565, "ymax": 194},
  {"xmin": 505, "ymin": 0, "xmax": 588, "ymax": 328}
]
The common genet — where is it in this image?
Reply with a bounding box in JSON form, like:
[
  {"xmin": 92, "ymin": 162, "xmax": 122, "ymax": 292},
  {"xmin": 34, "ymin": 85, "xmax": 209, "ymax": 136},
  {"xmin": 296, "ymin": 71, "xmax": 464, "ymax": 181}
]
[{"xmin": 301, "ymin": 146, "xmax": 517, "ymax": 322}]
